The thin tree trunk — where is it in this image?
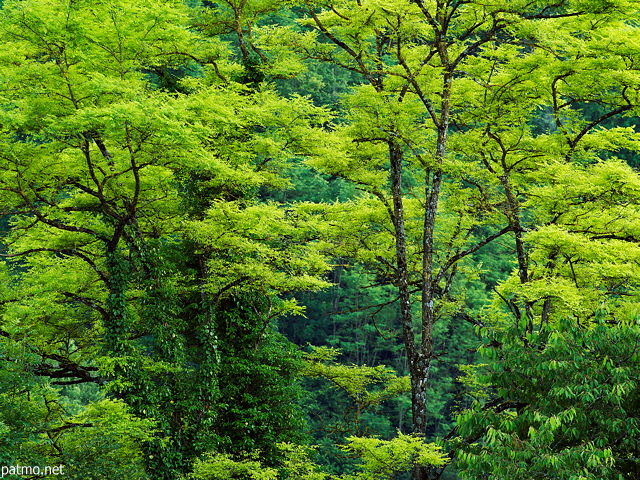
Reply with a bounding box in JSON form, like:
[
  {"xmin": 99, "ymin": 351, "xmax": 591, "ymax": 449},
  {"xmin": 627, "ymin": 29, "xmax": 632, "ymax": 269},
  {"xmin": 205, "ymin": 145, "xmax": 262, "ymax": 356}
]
[
  {"xmin": 412, "ymin": 60, "xmax": 452, "ymax": 479},
  {"xmin": 388, "ymin": 140, "xmax": 424, "ymax": 430}
]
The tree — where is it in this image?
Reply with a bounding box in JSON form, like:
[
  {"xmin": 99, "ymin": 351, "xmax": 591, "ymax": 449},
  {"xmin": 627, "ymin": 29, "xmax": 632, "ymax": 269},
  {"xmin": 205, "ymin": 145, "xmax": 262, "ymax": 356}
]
[
  {"xmin": 456, "ymin": 159, "xmax": 640, "ymax": 479},
  {"xmin": 257, "ymin": 0, "xmax": 640, "ymax": 478},
  {"xmin": 0, "ymin": 0, "xmax": 331, "ymax": 477},
  {"xmin": 3, "ymin": 1, "xmax": 640, "ymax": 478},
  {"xmin": 457, "ymin": 318, "xmax": 640, "ymax": 479}
]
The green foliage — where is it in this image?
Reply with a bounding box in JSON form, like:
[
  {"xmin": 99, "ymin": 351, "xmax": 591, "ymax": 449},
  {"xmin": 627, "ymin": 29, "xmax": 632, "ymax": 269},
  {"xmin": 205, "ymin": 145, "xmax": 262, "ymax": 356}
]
[
  {"xmin": 187, "ymin": 443, "xmax": 328, "ymax": 480},
  {"xmin": 267, "ymin": 0, "xmax": 640, "ymax": 476},
  {"xmin": 0, "ymin": 0, "xmax": 332, "ymax": 478},
  {"xmin": 187, "ymin": 433, "xmax": 446, "ymax": 480},
  {"xmin": 278, "ymin": 443, "xmax": 329, "ymax": 480},
  {"xmin": 186, "ymin": 200, "xmax": 332, "ymax": 299},
  {"xmin": 2, "ymin": 1, "xmax": 640, "ymax": 480},
  {"xmin": 285, "ymin": 266, "xmax": 405, "ymax": 367},
  {"xmin": 456, "ymin": 151, "xmax": 640, "ymax": 478},
  {"xmin": 60, "ymin": 399, "xmax": 155, "ymax": 480},
  {"xmin": 212, "ymin": 295, "xmax": 308, "ymax": 467},
  {"xmin": 341, "ymin": 433, "xmax": 448, "ymax": 480},
  {"xmin": 304, "ymin": 346, "xmax": 411, "ymax": 426},
  {"xmin": 187, "ymin": 452, "xmax": 279, "ymax": 480},
  {"xmin": 491, "ymin": 159, "xmax": 640, "ymax": 330},
  {"xmin": 457, "ymin": 318, "xmax": 640, "ymax": 479},
  {"xmin": 0, "ymin": 349, "xmax": 153, "ymax": 479},
  {"xmin": 0, "ymin": 341, "xmax": 46, "ymax": 466}
]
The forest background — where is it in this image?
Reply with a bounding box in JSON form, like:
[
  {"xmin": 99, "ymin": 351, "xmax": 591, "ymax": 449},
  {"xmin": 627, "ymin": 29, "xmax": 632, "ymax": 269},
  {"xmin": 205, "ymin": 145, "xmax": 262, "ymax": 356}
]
[{"xmin": 1, "ymin": 0, "xmax": 640, "ymax": 479}]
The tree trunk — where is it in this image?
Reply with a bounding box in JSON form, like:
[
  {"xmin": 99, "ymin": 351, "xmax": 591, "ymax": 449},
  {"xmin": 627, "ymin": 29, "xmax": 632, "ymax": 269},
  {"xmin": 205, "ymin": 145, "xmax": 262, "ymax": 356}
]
[
  {"xmin": 388, "ymin": 139, "xmax": 425, "ymax": 428},
  {"xmin": 389, "ymin": 133, "xmax": 441, "ymax": 480}
]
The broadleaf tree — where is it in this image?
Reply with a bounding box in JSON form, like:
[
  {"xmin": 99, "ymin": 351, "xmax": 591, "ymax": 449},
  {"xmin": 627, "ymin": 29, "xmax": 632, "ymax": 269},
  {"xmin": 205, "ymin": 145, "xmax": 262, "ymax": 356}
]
[
  {"xmin": 0, "ymin": 0, "xmax": 331, "ymax": 478},
  {"xmin": 257, "ymin": 0, "xmax": 640, "ymax": 478},
  {"xmin": 456, "ymin": 161, "xmax": 640, "ymax": 479},
  {"xmin": 2, "ymin": 0, "xmax": 640, "ymax": 479}
]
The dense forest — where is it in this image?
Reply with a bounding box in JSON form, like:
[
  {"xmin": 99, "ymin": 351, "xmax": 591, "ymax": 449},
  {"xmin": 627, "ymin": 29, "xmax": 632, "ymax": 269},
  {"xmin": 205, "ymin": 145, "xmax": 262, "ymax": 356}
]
[{"xmin": 1, "ymin": 0, "xmax": 640, "ymax": 479}]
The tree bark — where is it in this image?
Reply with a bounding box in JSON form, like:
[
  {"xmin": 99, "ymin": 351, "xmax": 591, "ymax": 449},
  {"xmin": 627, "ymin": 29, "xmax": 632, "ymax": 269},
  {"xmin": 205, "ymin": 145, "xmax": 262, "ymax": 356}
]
[{"xmin": 389, "ymin": 140, "xmax": 421, "ymax": 413}]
